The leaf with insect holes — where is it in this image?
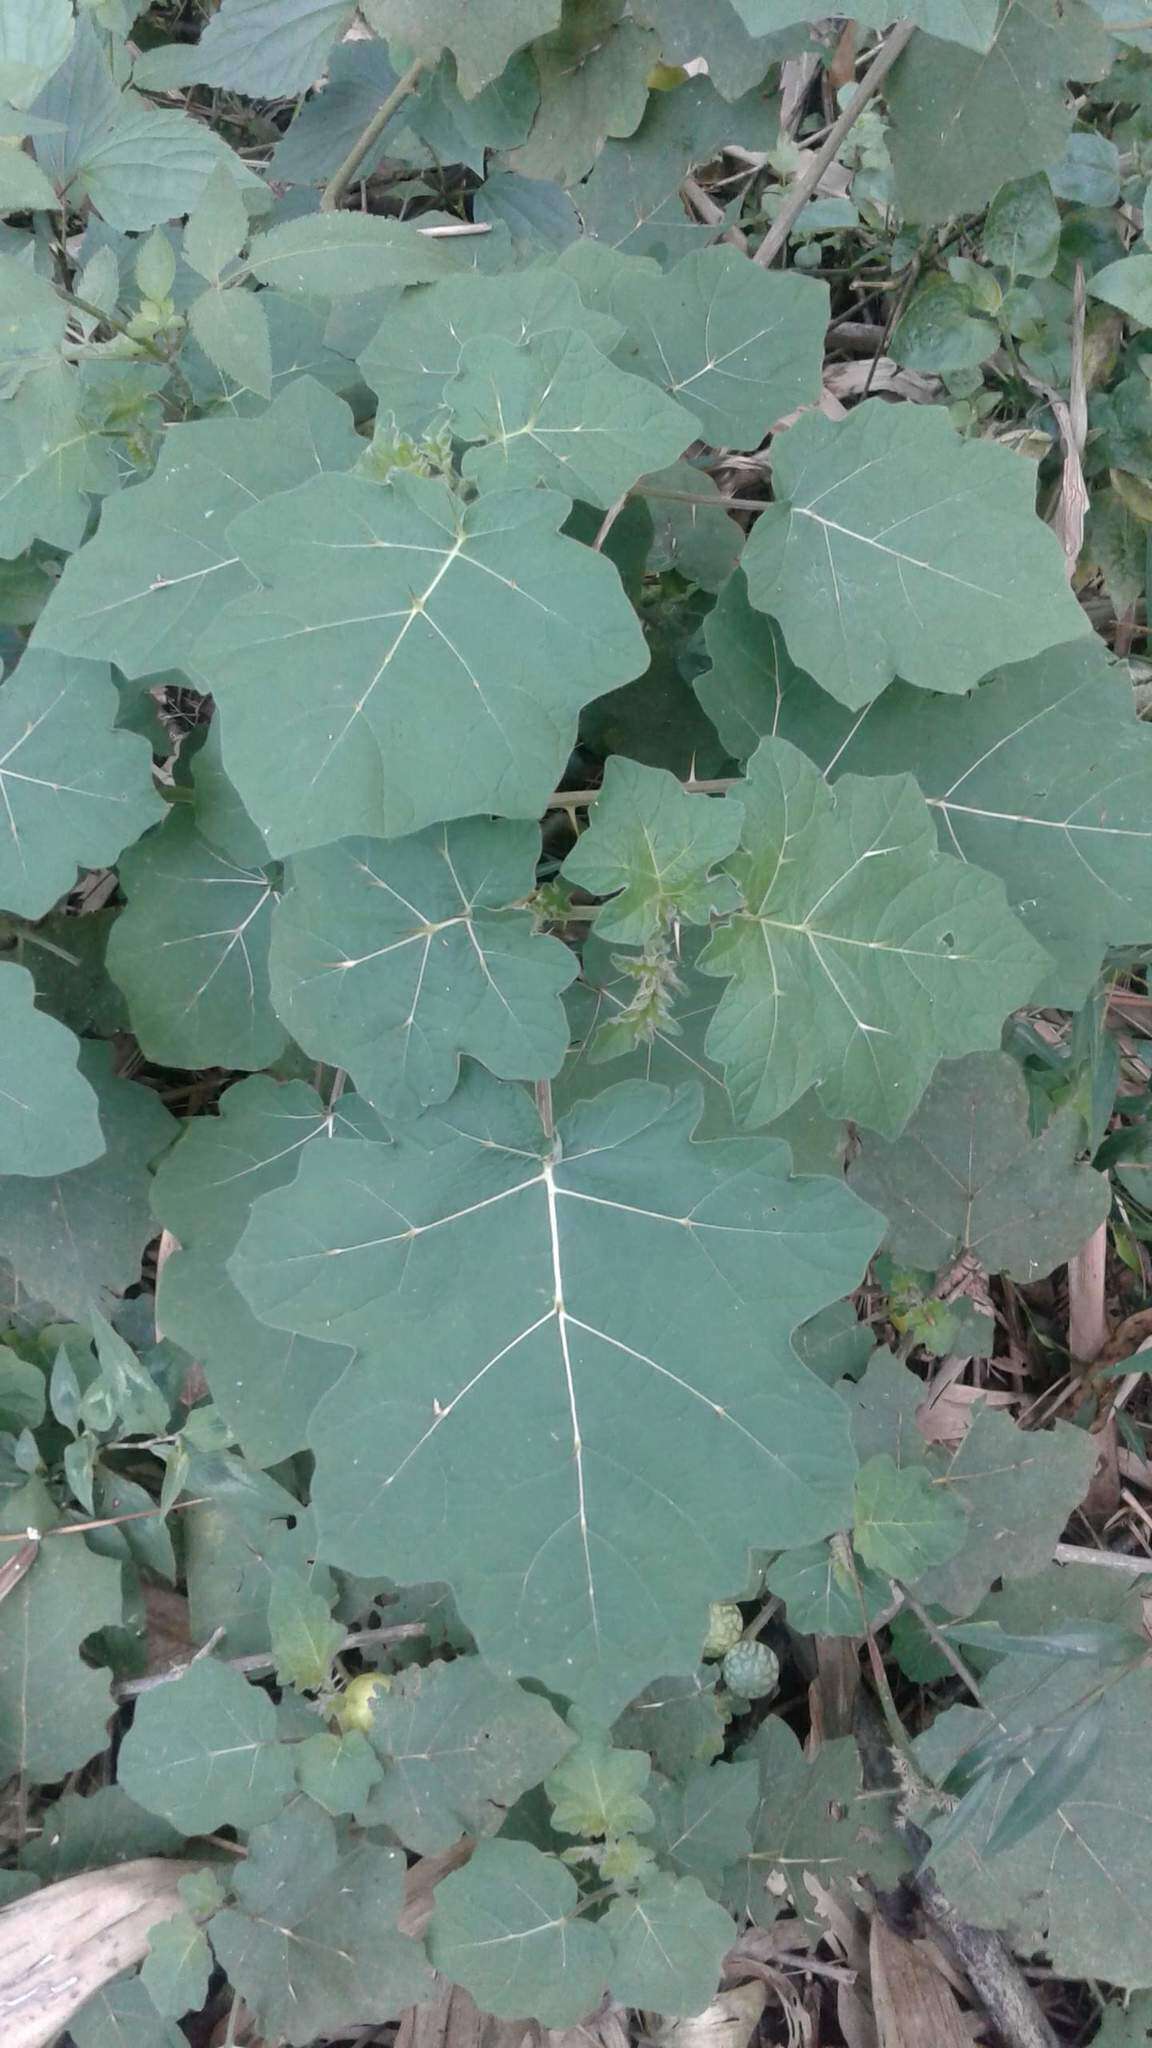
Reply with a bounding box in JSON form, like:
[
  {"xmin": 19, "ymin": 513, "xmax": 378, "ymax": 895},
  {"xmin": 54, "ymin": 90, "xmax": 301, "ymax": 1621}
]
[
  {"xmin": 269, "ymin": 822, "xmax": 577, "ymax": 1119},
  {"xmin": 698, "ymin": 739, "xmax": 1049, "ymax": 1137},
  {"xmin": 358, "ymin": 267, "xmax": 623, "ymax": 435},
  {"xmin": 357, "ymin": 1657, "xmax": 574, "ymax": 1852},
  {"xmin": 741, "ymin": 401, "xmax": 1087, "ymax": 708},
  {"xmin": 611, "ymin": 246, "xmax": 827, "ymax": 451},
  {"xmin": 230, "ymin": 1065, "xmax": 880, "ymax": 1716},
  {"xmin": 563, "ymin": 758, "xmax": 744, "ymax": 944},
  {"xmin": 0, "ymin": 964, "xmax": 104, "ymax": 1176},
  {"xmin": 0, "ymin": 649, "xmax": 162, "ymax": 920},
  {"xmin": 118, "ymin": 1655, "xmax": 296, "ymax": 1834},
  {"xmin": 848, "ymin": 1052, "xmax": 1111, "ymax": 1280},
  {"xmin": 194, "ymin": 473, "xmax": 648, "ymax": 855},
  {"xmin": 150, "ymin": 1077, "xmax": 377, "ymax": 1466},
  {"xmin": 208, "ymin": 1804, "xmax": 433, "ymax": 2047},
  {"xmin": 448, "ymin": 329, "xmax": 695, "ymax": 507},
  {"xmin": 33, "ymin": 377, "xmax": 363, "ymax": 680}
]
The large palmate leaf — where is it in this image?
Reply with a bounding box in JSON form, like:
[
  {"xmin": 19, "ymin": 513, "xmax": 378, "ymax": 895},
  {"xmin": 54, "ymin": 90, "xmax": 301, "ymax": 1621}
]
[
  {"xmin": 359, "ymin": 267, "xmax": 622, "ymax": 435},
  {"xmin": 612, "ymin": 246, "xmax": 827, "ymax": 450},
  {"xmin": 853, "ymin": 1454, "xmax": 968, "ymax": 1580},
  {"xmin": 270, "ymin": 823, "xmax": 577, "ymax": 1118},
  {"xmin": 33, "ymin": 377, "xmax": 362, "ymax": 680},
  {"xmin": 361, "ymin": 0, "xmax": 562, "ymax": 98},
  {"xmin": 118, "ymin": 1656, "xmax": 296, "ymax": 1833},
  {"xmin": 151, "ymin": 1077, "xmax": 368, "ymax": 1466},
  {"xmin": 194, "ymin": 474, "xmax": 647, "ymax": 855},
  {"xmin": 208, "ymin": 1806, "xmax": 433, "ymax": 2046},
  {"xmin": 430, "ymin": 1839, "xmax": 613, "ymax": 2026},
  {"xmin": 849, "ymin": 1052, "xmax": 1110, "ymax": 1280},
  {"xmin": 508, "ymin": 0, "xmax": 657, "ymax": 187},
  {"xmin": 886, "ymin": 0, "xmax": 1111, "ymax": 222},
  {"xmin": 231, "ymin": 1067, "xmax": 881, "ymax": 1714},
  {"xmin": 358, "ymin": 1656, "xmax": 574, "ymax": 1851},
  {"xmin": 703, "ymin": 608, "xmax": 1152, "ymax": 1007},
  {"xmin": 649, "ymin": 1758, "xmax": 758, "ymax": 1888},
  {"xmin": 448, "ymin": 329, "xmax": 695, "ymax": 507},
  {"xmin": 0, "ymin": 1043, "xmax": 175, "ymax": 1321},
  {"xmin": 698, "ymin": 740, "xmax": 1048, "ymax": 1137},
  {"xmin": 563, "ymin": 758, "xmax": 743, "ymax": 944},
  {"xmin": 108, "ymin": 807, "xmax": 284, "ymax": 1073},
  {"xmin": 183, "ymin": 0, "xmax": 355, "ymax": 96},
  {"xmin": 0, "ymin": 1477, "xmax": 122, "ymax": 1783},
  {"xmin": 741, "ymin": 401, "xmax": 1086, "ymax": 708},
  {"xmin": 917, "ymin": 1653, "xmax": 1152, "ymax": 1987},
  {"xmin": 0, "ymin": 649, "xmax": 161, "ymax": 919},
  {"xmin": 0, "ymin": 964, "xmax": 104, "ymax": 1176}
]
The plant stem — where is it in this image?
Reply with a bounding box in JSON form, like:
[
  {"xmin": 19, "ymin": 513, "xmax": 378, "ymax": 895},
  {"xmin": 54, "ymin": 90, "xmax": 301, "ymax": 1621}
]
[
  {"xmin": 894, "ymin": 1580, "xmax": 986, "ymax": 1704},
  {"xmin": 545, "ymin": 776, "xmax": 740, "ymax": 812},
  {"xmin": 635, "ymin": 485, "xmax": 767, "ymax": 513},
  {"xmin": 754, "ymin": 21, "xmax": 917, "ymax": 268},
  {"xmin": 57, "ymin": 287, "xmax": 169, "ymax": 363},
  {"xmin": 321, "ymin": 58, "xmax": 426, "ymax": 212}
]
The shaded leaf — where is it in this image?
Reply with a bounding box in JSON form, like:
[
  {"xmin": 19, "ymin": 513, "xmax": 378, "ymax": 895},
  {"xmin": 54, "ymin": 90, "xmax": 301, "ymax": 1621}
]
[
  {"xmin": 429, "ymin": 1838, "xmax": 613, "ymax": 2027},
  {"xmin": 849, "ymin": 1051, "xmax": 1110, "ymax": 1280},
  {"xmin": 360, "ymin": 0, "xmax": 562, "ymax": 99},
  {"xmin": 118, "ymin": 1655, "xmax": 297, "ymax": 1832},
  {"xmin": 563, "ymin": 758, "xmax": 743, "ymax": 943},
  {"xmin": 0, "ymin": 963, "xmax": 104, "ymax": 1175},
  {"xmin": 604, "ymin": 1871, "xmax": 735, "ymax": 2013},
  {"xmin": 853, "ymin": 1454, "xmax": 968, "ymax": 1581},
  {"xmin": 0, "ymin": 1476, "xmax": 122, "ymax": 1783}
]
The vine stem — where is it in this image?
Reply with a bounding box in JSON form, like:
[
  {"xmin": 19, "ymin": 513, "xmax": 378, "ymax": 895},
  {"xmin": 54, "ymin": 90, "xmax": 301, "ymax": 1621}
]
[
  {"xmin": 754, "ymin": 20, "xmax": 917, "ymax": 268},
  {"xmin": 57, "ymin": 287, "xmax": 169, "ymax": 362},
  {"xmin": 320, "ymin": 58, "xmax": 426, "ymax": 212}
]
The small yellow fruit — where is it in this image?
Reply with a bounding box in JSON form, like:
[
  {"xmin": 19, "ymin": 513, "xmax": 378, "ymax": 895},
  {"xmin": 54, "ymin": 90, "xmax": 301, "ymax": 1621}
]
[{"xmin": 335, "ymin": 1672, "xmax": 391, "ymax": 1732}]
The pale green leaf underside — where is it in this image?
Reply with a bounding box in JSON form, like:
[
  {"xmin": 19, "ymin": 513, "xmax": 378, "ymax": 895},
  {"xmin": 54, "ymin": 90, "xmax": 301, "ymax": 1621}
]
[
  {"xmin": 271, "ymin": 821, "xmax": 577, "ymax": 1118},
  {"xmin": 848, "ymin": 1050, "xmax": 1111, "ymax": 1279},
  {"xmin": 231, "ymin": 1067, "xmax": 880, "ymax": 1716},
  {"xmin": 0, "ymin": 649, "xmax": 163, "ymax": 919},
  {"xmin": 741, "ymin": 400, "xmax": 1087, "ymax": 708},
  {"xmin": 194, "ymin": 473, "xmax": 647, "ymax": 855},
  {"xmin": 699, "ymin": 739, "xmax": 1049, "ymax": 1137}
]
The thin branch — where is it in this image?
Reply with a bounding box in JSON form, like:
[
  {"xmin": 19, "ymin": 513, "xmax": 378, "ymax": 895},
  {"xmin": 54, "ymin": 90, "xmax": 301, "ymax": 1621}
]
[
  {"xmin": 636, "ymin": 485, "xmax": 767, "ymax": 512},
  {"xmin": 592, "ymin": 491, "xmax": 629, "ymax": 551},
  {"xmin": 545, "ymin": 776, "xmax": 740, "ymax": 812},
  {"xmin": 57, "ymin": 287, "xmax": 170, "ymax": 362},
  {"xmin": 754, "ymin": 21, "xmax": 917, "ymax": 268},
  {"xmin": 1054, "ymin": 1541, "xmax": 1152, "ymax": 1574},
  {"xmin": 321, "ymin": 58, "xmax": 426, "ymax": 212},
  {"xmin": 894, "ymin": 1579, "xmax": 986, "ymax": 1704},
  {"xmin": 114, "ymin": 1621, "xmax": 429, "ymax": 1698}
]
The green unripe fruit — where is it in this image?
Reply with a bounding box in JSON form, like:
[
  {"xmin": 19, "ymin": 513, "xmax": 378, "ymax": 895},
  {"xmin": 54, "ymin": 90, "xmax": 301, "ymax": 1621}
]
[
  {"xmin": 721, "ymin": 1639, "xmax": 780, "ymax": 1700},
  {"xmin": 702, "ymin": 1602, "xmax": 744, "ymax": 1659},
  {"xmin": 335, "ymin": 1671, "xmax": 391, "ymax": 1731}
]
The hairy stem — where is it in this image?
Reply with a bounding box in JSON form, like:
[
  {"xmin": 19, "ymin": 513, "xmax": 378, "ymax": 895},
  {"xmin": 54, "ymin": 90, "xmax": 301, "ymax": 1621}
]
[{"xmin": 321, "ymin": 58, "xmax": 426, "ymax": 212}]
